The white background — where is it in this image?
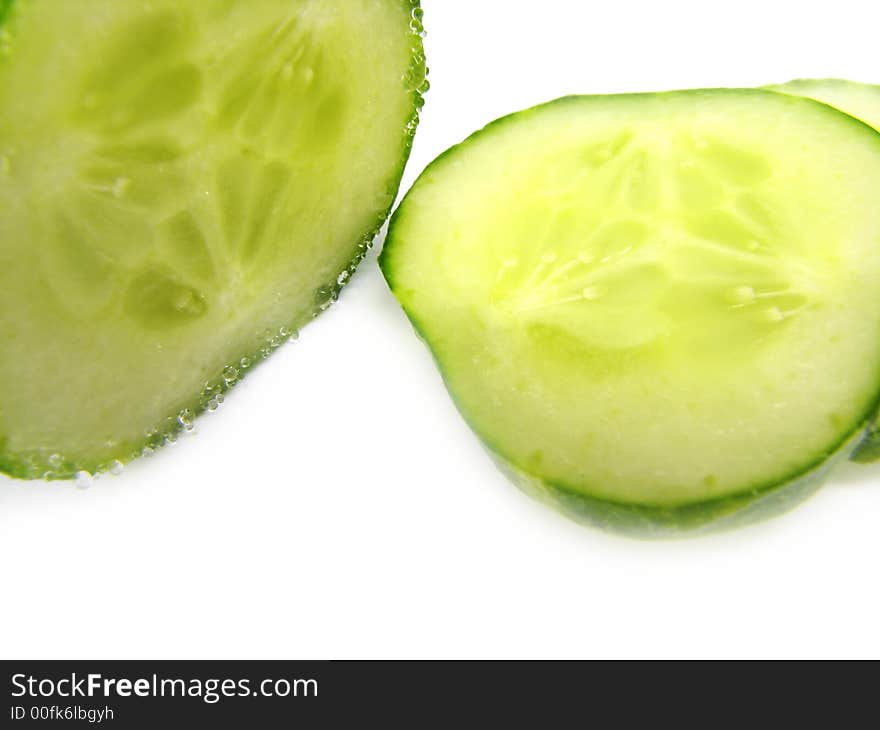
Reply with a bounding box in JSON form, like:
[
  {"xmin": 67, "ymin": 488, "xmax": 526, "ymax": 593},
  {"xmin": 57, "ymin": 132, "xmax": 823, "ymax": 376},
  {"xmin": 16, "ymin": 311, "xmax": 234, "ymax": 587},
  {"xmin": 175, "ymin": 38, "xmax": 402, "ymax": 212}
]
[{"xmin": 3, "ymin": 0, "xmax": 880, "ymax": 659}]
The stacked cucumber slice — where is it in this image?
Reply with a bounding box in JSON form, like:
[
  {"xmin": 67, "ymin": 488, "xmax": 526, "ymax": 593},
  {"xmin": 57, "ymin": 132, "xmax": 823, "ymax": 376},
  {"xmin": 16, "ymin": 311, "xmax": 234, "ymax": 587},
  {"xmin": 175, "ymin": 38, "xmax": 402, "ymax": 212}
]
[
  {"xmin": 381, "ymin": 88, "xmax": 880, "ymax": 535},
  {"xmin": 0, "ymin": 0, "xmax": 426, "ymax": 479},
  {"xmin": 767, "ymin": 79, "xmax": 880, "ymax": 135},
  {"xmin": 766, "ymin": 79, "xmax": 880, "ymax": 464}
]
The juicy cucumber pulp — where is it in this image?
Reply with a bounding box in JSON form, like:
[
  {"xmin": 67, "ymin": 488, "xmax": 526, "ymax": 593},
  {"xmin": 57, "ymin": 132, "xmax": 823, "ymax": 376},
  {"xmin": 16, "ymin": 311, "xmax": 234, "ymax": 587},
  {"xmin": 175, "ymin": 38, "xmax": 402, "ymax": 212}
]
[
  {"xmin": 0, "ymin": 0, "xmax": 426, "ymax": 479},
  {"xmin": 381, "ymin": 90, "xmax": 880, "ymax": 535},
  {"xmin": 765, "ymin": 79, "xmax": 880, "ymax": 464}
]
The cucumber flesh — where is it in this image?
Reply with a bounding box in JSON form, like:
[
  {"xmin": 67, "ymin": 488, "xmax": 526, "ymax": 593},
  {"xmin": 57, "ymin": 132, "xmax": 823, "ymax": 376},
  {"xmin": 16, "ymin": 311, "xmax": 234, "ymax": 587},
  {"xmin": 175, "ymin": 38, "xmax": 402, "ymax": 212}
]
[
  {"xmin": 765, "ymin": 79, "xmax": 880, "ymax": 463},
  {"xmin": 0, "ymin": 0, "xmax": 426, "ymax": 479},
  {"xmin": 381, "ymin": 90, "xmax": 880, "ymax": 535}
]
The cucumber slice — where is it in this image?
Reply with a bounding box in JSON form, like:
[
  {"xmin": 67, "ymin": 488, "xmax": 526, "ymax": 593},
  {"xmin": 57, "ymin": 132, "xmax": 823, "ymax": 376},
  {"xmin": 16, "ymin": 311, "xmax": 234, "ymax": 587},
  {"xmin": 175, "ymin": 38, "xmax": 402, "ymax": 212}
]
[
  {"xmin": 380, "ymin": 90, "xmax": 880, "ymax": 536},
  {"xmin": 766, "ymin": 79, "xmax": 880, "ymax": 132},
  {"xmin": 0, "ymin": 0, "xmax": 427, "ymax": 479},
  {"xmin": 765, "ymin": 79, "xmax": 880, "ymax": 463}
]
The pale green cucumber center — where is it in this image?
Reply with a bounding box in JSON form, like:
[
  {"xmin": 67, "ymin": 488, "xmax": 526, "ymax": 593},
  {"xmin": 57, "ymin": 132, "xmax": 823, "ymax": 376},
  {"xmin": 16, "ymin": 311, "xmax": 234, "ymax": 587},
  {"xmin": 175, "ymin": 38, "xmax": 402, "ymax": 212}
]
[{"xmin": 487, "ymin": 129, "xmax": 812, "ymax": 356}]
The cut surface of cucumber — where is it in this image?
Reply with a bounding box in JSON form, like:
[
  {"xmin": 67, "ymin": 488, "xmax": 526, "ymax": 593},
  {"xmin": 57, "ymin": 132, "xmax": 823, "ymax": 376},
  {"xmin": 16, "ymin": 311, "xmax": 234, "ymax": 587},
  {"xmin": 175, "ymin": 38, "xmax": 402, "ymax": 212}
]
[
  {"xmin": 766, "ymin": 78, "xmax": 880, "ymax": 464},
  {"xmin": 380, "ymin": 90, "xmax": 880, "ymax": 535},
  {"xmin": 0, "ymin": 0, "xmax": 426, "ymax": 479}
]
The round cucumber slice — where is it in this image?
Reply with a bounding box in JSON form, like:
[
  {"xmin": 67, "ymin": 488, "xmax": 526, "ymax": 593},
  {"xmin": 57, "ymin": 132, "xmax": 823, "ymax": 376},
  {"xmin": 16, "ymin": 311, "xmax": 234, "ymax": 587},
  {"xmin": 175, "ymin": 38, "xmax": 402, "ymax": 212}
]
[
  {"xmin": 380, "ymin": 90, "xmax": 880, "ymax": 536},
  {"xmin": 765, "ymin": 79, "xmax": 880, "ymax": 463},
  {"xmin": 0, "ymin": 0, "xmax": 427, "ymax": 479}
]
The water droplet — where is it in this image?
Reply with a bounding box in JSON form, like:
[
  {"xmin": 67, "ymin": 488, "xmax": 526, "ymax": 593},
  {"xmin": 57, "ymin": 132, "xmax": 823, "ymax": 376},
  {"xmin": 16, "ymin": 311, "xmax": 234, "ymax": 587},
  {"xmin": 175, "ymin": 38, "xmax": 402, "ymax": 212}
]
[
  {"xmin": 337, "ymin": 271, "xmax": 350, "ymax": 286},
  {"xmin": 172, "ymin": 287, "xmax": 200, "ymax": 313},
  {"xmin": 222, "ymin": 365, "xmax": 239, "ymax": 384},
  {"xmin": 418, "ymin": 78, "xmax": 430, "ymax": 94},
  {"xmin": 177, "ymin": 408, "xmax": 196, "ymax": 431},
  {"xmin": 728, "ymin": 286, "xmax": 755, "ymax": 304},
  {"xmin": 288, "ymin": 329, "xmax": 300, "ymax": 343},
  {"xmin": 141, "ymin": 446, "xmax": 155, "ymax": 458},
  {"xmin": 240, "ymin": 356, "xmax": 251, "ymax": 369},
  {"xmin": 75, "ymin": 470, "xmax": 93, "ymax": 489},
  {"xmin": 314, "ymin": 285, "xmax": 338, "ymax": 311},
  {"xmin": 109, "ymin": 460, "xmax": 124, "ymax": 476},
  {"xmin": 207, "ymin": 398, "xmax": 220, "ymax": 412},
  {"xmin": 48, "ymin": 453, "xmax": 62, "ymax": 468},
  {"xmin": 764, "ymin": 306, "xmax": 785, "ymax": 323}
]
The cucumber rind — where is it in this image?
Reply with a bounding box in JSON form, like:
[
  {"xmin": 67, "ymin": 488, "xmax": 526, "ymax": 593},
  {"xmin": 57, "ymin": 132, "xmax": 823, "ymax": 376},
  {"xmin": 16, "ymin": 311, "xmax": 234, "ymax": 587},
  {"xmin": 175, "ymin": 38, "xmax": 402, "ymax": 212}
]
[
  {"xmin": 381, "ymin": 89, "xmax": 880, "ymax": 534},
  {"xmin": 0, "ymin": 0, "xmax": 428, "ymax": 481},
  {"xmin": 850, "ymin": 426, "xmax": 880, "ymax": 463}
]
